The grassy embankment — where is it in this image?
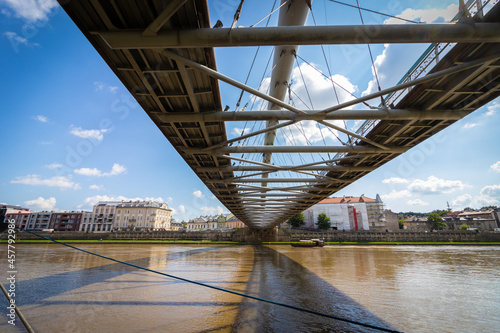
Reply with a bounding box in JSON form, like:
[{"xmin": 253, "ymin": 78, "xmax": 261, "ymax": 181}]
[{"xmin": 2, "ymin": 240, "xmax": 500, "ymax": 245}]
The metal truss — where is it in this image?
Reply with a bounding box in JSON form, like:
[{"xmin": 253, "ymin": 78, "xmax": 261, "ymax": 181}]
[{"xmin": 59, "ymin": 0, "xmax": 500, "ymax": 230}]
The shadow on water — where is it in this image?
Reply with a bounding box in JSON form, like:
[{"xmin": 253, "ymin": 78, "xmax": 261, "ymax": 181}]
[
  {"xmin": 14, "ymin": 246, "xmax": 224, "ymax": 307},
  {"xmin": 234, "ymin": 246, "xmax": 397, "ymax": 333}
]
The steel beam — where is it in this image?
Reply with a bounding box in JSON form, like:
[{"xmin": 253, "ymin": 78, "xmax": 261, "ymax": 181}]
[
  {"xmin": 196, "ymin": 165, "xmax": 375, "ymax": 172},
  {"xmin": 142, "ymin": 0, "xmax": 187, "ymax": 36},
  {"xmin": 162, "ymin": 49, "xmax": 304, "ymax": 115},
  {"xmin": 183, "ymin": 145, "xmax": 406, "ymax": 154},
  {"xmin": 98, "ymin": 23, "xmax": 500, "ymax": 48},
  {"xmin": 208, "ymin": 178, "xmax": 345, "ymax": 183},
  {"xmin": 316, "ymin": 120, "xmax": 389, "ymax": 150},
  {"xmin": 156, "ymin": 109, "xmax": 465, "ymax": 122}
]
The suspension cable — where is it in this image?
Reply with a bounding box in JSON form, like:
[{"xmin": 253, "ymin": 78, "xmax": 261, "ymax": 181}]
[
  {"xmin": 309, "ymin": 9, "xmax": 353, "ymax": 145},
  {"xmin": 295, "ymin": 54, "xmax": 371, "ymax": 108},
  {"xmin": 250, "ymin": 0, "xmax": 289, "ymax": 27},
  {"xmin": 355, "ymin": 0, "xmax": 386, "ymax": 107},
  {"xmin": 328, "ymin": 0, "xmax": 420, "ymax": 24}
]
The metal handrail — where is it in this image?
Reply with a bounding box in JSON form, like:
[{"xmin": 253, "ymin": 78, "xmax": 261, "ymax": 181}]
[{"xmin": 329, "ymin": 0, "xmax": 494, "ymax": 167}]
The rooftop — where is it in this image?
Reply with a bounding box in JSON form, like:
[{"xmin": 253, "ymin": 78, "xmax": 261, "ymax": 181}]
[{"xmin": 318, "ymin": 195, "xmax": 377, "ymax": 205}]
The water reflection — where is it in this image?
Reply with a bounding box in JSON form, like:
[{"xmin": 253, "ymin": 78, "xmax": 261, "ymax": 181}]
[
  {"xmin": 0, "ymin": 244, "xmax": 498, "ymax": 332},
  {"xmin": 235, "ymin": 246, "xmax": 394, "ymax": 332}
]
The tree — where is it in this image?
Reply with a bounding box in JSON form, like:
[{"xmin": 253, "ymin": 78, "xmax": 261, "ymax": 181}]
[
  {"xmin": 480, "ymin": 205, "xmax": 497, "ymax": 211},
  {"xmin": 288, "ymin": 213, "xmax": 305, "ymax": 228},
  {"xmin": 398, "ymin": 219, "xmax": 405, "ymax": 230},
  {"xmin": 459, "ymin": 224, "xmax": 470, "ymax": 230},
  {"xmin": 428, "ymin": 212, "xmax": 446, "ymax": 230},
  {"xmin": 432, "ymin": 209, "xmax": 451, "ymax": 217},
  {"xmin": 463, "ymin": 207, "xmax": 475, "ymax": 212},
  {"xmin": 316, "ymin": 213, "xmax": 331, "ymax": 230}
]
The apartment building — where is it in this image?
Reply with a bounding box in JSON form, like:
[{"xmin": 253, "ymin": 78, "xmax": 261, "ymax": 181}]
[
  {"xmin": 49, "ymin": 212, "xmax": 82, "ymax": 231},
  {"xmin": 115, "ymin": 201, "xmax": 172, "ymax": 231}
]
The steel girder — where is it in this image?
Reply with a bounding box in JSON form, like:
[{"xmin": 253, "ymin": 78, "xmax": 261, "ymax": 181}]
[{"xmin": 97, "ymin": 23, "xmax": 500, "ymax": 49}]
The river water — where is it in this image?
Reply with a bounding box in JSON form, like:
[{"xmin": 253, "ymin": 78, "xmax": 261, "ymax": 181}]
[{"xmin": 1, "ymin": 244, "xmax": 499, "ymax": 332}]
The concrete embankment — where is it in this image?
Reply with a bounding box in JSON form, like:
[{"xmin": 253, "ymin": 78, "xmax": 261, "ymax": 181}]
[{"xmin": 3, "ymin": 228, "xmax": 500, "ymax": 243}]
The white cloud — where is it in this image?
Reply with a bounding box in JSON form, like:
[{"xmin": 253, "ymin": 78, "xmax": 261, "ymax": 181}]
[
  {"xmin": 490, "ymin": 161, "xmax": 500, "ymax": 173},
  {"xmin": 74, "ymin": 163, "xmax": 126, "ymax": 177},
  {"xmin": 4, "ymin": 31, "xmax": 39, "ymax": 48},
  {"xmin": 89, "ymin": 184, "xmax": 104, "ymax": 191},
  {"xmin": 277, "ymin": 64, "xmax": 357, "ymax": 145},
  {"xmin": 193, "ymin": 190, "xmax": 204, "ymax": 198},
  {"xmin": 484, "ymin": 100, "xmax": 499, "ymax": 117},
  {"xmin": 1, "ymin": 0, "xmax": 58, "ymax": 21},
  {"xmin": 200, "ymin": 206, "xmax": 225, "ymax": 215},
  {"xmin": 382, "ymin": 177, "xmax": 409, "ymax": 185},
  {"xmin": 408, "ymin": 176, "xmax": 466, "ymax": 194},
  {"xmin": 74, "ymin": 168, "xmax": 101, "ymax": 176},
  {"xmin": 44, "ymin": 163, "xmax": 62, "ymax": 169},
  {"xmin": 252, "ymin": 63, "xmax": 357, "ymax": 145},
  {"xmin": 473, "ymin": 195, "xmax": 499, "ymax": 207},
  {"xmin": 33, "ymin": 115, "xmax": 48, "ymax": 123},
  {"xmin": 94, "ymin": 81, "xmax": 118, "ymax": 93},
  {"xmin": 232, "ymin": 127, "xmax": 249, "ymax": 136},
  {"xmin": 108, "ymin": 163, "xmax": 126, "ymax": 176},
  {"xmin": 24, "ymin": 196, "xmax": 56, "ymax": 211},
  {"xmin": 384, "ymin": 4, "xmax": 459, "ymax": 25},
  {"xmin": 70, "ymin": 125, "xmax": 108, "ymax": 141},
  {"xmin": 381, "ymin": 190, "xmax": 411, "ymax": 200},
  {"xmin": 480, "ymin": 184, "xmax": 500, "ymax": 198},
  {"xmin": 77, "ymin": 195, "xmax": 164, "ymax": 210},
  {"xmin": 11, "ymin": 174, "xmax": 80, "ymax": 190},
  {"xmin": 178, "ymin": 205, "xmax": 186, "ymax": 213},
  {"xmin": 462, "ymin": 122, "xmax": 477, "ymax": 129},
  {"xmin": 450, "ymin": 194, "xmax": 473, "ymax": 209},
  {"xmin": 450, "ymin": 188, "xmax": 500, "ymax": 210},
  {"xmin": 94, "ymin": 81, "xmax": 104, "ymax": 91},
  {"xmin": 290, "ymin": 64, "xmax": 357, "ymax": 110},
  {"xmin": 407, "ymin": 199, "xmax": 429, "ymax": 206}
]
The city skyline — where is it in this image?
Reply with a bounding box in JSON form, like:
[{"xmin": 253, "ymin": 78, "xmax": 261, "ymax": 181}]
[{"xmin": 1, "ymin": 0, "xmax": 499, "ymax": 221}]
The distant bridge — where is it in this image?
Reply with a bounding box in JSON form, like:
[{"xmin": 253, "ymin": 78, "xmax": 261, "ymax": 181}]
[{"xmin": 58, "ymin": 0, "xmax": 500, "ymax": 230}]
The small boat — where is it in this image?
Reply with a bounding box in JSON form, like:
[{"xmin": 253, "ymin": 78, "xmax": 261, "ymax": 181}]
[{"xmin": 290, "ymin": 239, "xmax": 325, "ymax": 247}]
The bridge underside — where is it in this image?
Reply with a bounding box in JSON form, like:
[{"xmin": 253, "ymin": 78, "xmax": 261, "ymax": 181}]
[{"xmin": 59, "ymin": 0, "xmax": 500, "ymax": 230}]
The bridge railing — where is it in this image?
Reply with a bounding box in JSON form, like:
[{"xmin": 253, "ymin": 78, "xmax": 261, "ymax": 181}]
[
  {"xmin": 327, "ymin": 0, "xmax": 495, "ymax": 170},
  {"xmin": 383, "ymin": 0, "xmax": 495, "ymax": 108}
]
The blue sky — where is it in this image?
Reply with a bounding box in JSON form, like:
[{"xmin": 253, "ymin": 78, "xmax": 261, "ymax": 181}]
[{"xmin": 1, "ymin": 0, "xmax": 499, "ymax": 221}]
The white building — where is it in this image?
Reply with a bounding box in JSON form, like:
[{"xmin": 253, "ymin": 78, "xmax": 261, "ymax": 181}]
[
  {"xmin": 186, "ymin": 215, "xmax": 218, "ymax": 231},
  {"xmin": 302, "ymin": 195, "xmax": 386, "ymax": 231},
  {"xmin": 80, "ymin": 201, "xmax": 120, "ymax": 232},
  {"xmin": 26, "ymin": 212, "xmax": 52, "ymax": 230},
  {"xmin": 115, "ymin": 201, "xmax": 172, "ymax": 231}
]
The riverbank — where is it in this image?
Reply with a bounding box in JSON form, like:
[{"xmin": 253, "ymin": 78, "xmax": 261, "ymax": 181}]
[
  {"xmin": 3, "ymin": 239, "xmax": 500, "ymax": 246},
  {"xmin": 2, "ymin": 228, "xmax": 500, "ymax": 244}
]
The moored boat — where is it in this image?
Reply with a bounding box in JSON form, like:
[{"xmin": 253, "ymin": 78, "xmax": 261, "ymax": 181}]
[{"xmin": 290, "ymin": 239, "xmax": 325, "ymax": 247}]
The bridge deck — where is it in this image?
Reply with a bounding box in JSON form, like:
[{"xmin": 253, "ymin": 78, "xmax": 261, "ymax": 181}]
[
  {"xmin": 59, "ymin": 0, "xmax": 500, "ymax": 229},
  {"xmin": 59, "ymin": 0, "xmax": 240, "ymax": 214}
]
